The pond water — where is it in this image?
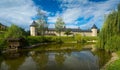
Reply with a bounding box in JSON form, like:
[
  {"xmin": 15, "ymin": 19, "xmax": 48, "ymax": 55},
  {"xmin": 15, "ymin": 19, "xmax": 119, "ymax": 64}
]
[{"xmin": 0, "ymin": 43, "xmax": 111, "ymax": 70}]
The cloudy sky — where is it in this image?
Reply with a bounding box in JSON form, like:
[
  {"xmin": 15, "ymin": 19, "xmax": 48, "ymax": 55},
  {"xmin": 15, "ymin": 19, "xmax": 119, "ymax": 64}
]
[{"xmin": 0, "ymin": 0, "xmax": 120, "ymax": 30}]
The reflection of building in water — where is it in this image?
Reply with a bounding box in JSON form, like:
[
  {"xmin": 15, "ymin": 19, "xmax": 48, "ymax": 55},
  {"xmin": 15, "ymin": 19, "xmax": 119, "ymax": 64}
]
[{"xmin": 30, "ymin": 21, "xmax": 98, "ymax": 36}]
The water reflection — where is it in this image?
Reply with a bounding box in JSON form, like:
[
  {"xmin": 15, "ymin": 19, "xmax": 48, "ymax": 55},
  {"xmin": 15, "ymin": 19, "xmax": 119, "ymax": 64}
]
[
  {"xmin": 1, "ymin": 61, "xmax": 9, "ymax": 70},
  {"xmin": 0, "ymin": 44, "xmax": 110, "ymax": 70},
  {"xmin": 18, "ymin": 56, "xmax": 38, "ymax": 70}
]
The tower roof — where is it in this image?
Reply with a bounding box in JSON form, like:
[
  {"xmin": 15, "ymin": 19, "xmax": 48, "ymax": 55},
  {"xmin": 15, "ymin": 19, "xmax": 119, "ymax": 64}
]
[
  {"xmin": 30, "ymin": 21, "xmax": 37, "ymax": 27},
  {"xmin": 91, "ymin": 24, "xmax": 97, "ymax": 29}
]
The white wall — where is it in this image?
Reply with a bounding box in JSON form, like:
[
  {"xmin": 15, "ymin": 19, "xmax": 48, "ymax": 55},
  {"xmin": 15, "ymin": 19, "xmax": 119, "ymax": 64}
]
[
  {"xmin": 30, "ymin": 26, "xmax": 36, "ymax": 36},
  {"xmin": 91, "ymin": 29, "xmax": 97, "ymax": 36}
]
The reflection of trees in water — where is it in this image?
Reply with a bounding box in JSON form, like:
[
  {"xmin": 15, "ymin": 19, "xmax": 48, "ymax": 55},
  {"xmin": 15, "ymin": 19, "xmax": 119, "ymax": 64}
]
[
  {"xmin": 33, "ymin": 52, "xmax": 48, "ymax": 70},
  {"xmin": 3, "ymin": 56, "xmax": 25, "ymax": 70},
  {"xmin": 55, "ymin": 53, "xmax": 66, "ymax": 66},
  {"xmin": 36, "ymin": 43, "xmax": 83, "ymax": 51},
  {"xmin": 0, "ymin": 50, "xmax": 25, "ymax": 70},
  {"xmin": 93, "ymin": 50, "xmax": 111, "ymax": 68},
  {"xmin": 0, "ymin": 56, "xmax": 4, "ymax": 68}
]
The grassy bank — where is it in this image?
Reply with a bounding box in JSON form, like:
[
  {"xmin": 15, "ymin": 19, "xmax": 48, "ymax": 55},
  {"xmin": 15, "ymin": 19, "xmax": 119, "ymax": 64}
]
[
  {"xmin": 106, "ymin": 51, "xmax": 120, "ymax": 70},
  {"xmin": 26, "ymin": 36, "xmax": 97, "ymax": 46}
]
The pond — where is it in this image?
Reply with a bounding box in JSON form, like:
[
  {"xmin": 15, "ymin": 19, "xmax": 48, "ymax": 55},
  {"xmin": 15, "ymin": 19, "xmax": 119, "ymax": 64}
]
[{"xmin": 0, "ymin": 43, "xmax": 111, "ymax": 70}]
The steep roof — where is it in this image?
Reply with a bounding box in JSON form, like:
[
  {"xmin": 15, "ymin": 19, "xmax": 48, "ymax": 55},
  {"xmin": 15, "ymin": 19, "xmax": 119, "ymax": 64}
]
[
  {"xmin": 30, "ymin": 21, "xmax": 37, "ymax": 27},
  {"xmin": 91, "ymin": 24, "xmax": 97, "ymax": 29}
]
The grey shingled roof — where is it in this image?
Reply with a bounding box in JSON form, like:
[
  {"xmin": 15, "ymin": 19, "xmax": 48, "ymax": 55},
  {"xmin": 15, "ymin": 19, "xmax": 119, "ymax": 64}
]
[
  {"xmin": 91, "ymin": 24, "xmax": 97, "ymax": 29},
  {"xmin": 30, "ymin": 21, "xmax": 37, "ymax": 27}
]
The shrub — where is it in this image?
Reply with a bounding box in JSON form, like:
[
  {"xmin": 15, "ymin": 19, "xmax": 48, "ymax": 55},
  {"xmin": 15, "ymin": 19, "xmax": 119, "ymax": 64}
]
[{"xmin": 74, "ymin": 34, "xmax": 86, "ymax": 43}]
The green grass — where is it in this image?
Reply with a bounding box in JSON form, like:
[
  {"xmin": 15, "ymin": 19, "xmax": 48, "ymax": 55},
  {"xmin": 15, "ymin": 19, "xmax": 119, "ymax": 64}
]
[
  {"xmin": 106, "ymin": 51, "xmax": 120, "ymax": 70},
  {"xmin": 116, "ymin": 51, "xmax": 120, "ymax": 58},
  {"xmin": 106, "ymin": 59, "xmax": 120, "ymax": 70},
  {"xmin": 26, "ymin": 36, "xmax": 97, "ymax": 45}
]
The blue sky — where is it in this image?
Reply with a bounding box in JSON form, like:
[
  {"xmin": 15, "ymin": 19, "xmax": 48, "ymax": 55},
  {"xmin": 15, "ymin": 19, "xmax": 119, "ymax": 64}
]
[{"xmin": 0, "ymin": 0, "xmax": 120, "ymax": 30}]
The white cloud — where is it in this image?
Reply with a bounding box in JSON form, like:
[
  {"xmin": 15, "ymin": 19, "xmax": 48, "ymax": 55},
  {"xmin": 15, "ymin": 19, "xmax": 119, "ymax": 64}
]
[
  {"xmin": 48, "ymin": 23, "xmax": 55, "ymax": 28},
  {"xmin": 0, "ymin": 0, "xmax": 119, "ymax": 29},
  {"xmin": 48, "ymin": 0, "xmax": 120, "ymax": 29},
  {"xmin": 0, "ymin": 0, "xmax": 37, "ymax": 30},
  {"xmin": 66, "ymin": 25, "xmax": 78, "ymax": 28}
]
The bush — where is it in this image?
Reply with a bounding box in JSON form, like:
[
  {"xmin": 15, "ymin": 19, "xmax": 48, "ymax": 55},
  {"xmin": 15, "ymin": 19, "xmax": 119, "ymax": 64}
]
[
  {"xmin": 83, "ymin": 36, "xmax": 98, "ymax": 41},
  {"xmin": 26, "ymin": 36, "xmax": 62, "ymax": 45},
  {"xmin": 4, "ymin": 24, "xmax": 27, "ymax": 38},
  {"xmin": 26, "ymin": 36, "xmax": 44, "ymax": 45},
  {"xmin": 74, "ymin": 34, "xmax": 86, "ymax": 43},
  {"xmin": 0, "ymin": 39, "xmax": 7, "ymax": 50}
]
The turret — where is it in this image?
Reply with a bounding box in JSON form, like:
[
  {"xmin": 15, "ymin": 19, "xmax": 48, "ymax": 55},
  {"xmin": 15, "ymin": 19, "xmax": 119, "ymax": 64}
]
[
  {"xmin": 91, "ymin": 24, "xmax": 97, "ymax": 36},
  {"xmin": 30, "ymin": 21, "xmax": 37, "ymax": 36}
]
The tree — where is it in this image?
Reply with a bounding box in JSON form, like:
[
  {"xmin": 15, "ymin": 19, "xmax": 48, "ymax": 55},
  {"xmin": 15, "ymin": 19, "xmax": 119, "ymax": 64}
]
[
  {"xmin": 5, "ymin": 24, "xmax": 26, "ymax": 38},
  {"xmin": 64, "ymin": 29, "xmax": 72, "ymax": 36},
  {"xmin": 97, "ymin": 4, "xmax": 120, "ymax": 51},
  {"xmin": 55, "ymin": 17, "xmax": 65, "ymax": 36},
  {"xmin": 36, "ymin": 9, "xmax": 48, "ymax": 36}
]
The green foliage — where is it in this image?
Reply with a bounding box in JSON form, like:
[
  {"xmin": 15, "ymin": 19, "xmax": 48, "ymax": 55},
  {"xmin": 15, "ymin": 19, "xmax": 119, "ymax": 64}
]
[
  {"xmin": 83, "ymin": 36, "xmax": 98, "ymax": 41},
  {"xmin": 55, "ymin": 17, "xmax": 65, "ymax": 36},
  {"xmin": 0, "ymin": 39, "xmax": 7, "ymax": 50},
  {"xmin": 4, "ymin": 24, "xmax": 27, "ymax": 38},
  {"xmin": 36, "ymin": 20, "xmax": 48, "ymax": 35},
  {"xmin": 105, "ymin": 36, "xmax": 120, "ymax": 52},
  {"xmin": 98, "ymin": 4, "xmax": 120, "ymax": 51},
  {"xmin": 64, "ymin": 29, "xmax": 72, "ymax": 36},
  {"xmin": 75, "ymin": 34, "xmax": 86, "ymax": 43},
  {"xmin": 26, "ymin": 36, "xmax": 44, "ymax": 45},
  {"xmin": 116, "ymin": 51, "xmax": 120, "ymax": 58},
  {"xmin": 26, "ymin": 35, "xmax": 97, "ymax": 45},
  {"xmin": 36, "ymin": 10, "xmax": 48, "ymax": 36},
  {"xmin": 106, "ymin": 51, "xmax": 120, "ymax": 70},
  {"xmin": 26, "ymin": 36, "xmax": 59, "ymax": 45}
]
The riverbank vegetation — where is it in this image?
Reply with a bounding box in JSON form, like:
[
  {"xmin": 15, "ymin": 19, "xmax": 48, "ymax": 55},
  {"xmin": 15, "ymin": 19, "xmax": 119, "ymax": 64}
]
[
  {"xmin": 0, "ymin": 24, "xmax": 28, "ymax": 50},
  {"xmin": 26, "ymin": 36, "xmax": 97, "ymax": 46},
  {"xmin": 0, "ymin": 26, "xmax": 97, "ymax": 50},
  {"xmin": 97, "ymin": 4, "xmax": 120, "ymax": 70},
  {"xmin": 0, "ymin": 23, "xmax": 97, "ymax": 50},
  {"xmin": 97, "ymin": 4, "xmax": 120, "ymax": 52},
  {"xmin": 106, "ymin": 51, "xmax": 120, "ymax": 70}
]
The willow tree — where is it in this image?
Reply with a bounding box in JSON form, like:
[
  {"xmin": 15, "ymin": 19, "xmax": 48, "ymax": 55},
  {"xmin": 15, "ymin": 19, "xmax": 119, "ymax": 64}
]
[
  {"xmin": 55, "ymin": 17, "xmax": 65, "ymax": 36},
  {"xmin": 98, "ymin": 4, "xmax": 120, "ymax": 51}
]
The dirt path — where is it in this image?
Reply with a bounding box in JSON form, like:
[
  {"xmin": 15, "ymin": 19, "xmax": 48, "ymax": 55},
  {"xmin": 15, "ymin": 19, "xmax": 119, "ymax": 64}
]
[{"xmin": 100, "ymin": 52, "xmax": 119, "ymax": 70}]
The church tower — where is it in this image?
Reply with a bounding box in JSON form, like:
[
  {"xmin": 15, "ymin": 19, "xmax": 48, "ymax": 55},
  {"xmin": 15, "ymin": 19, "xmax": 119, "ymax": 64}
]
[
  {"xmin": 30, "ymin": 21, "xmax": 37, "ymax": 36},
  {"xmin": 91, "ymin": 24, "xmax": 98, "ymax": 36}
]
